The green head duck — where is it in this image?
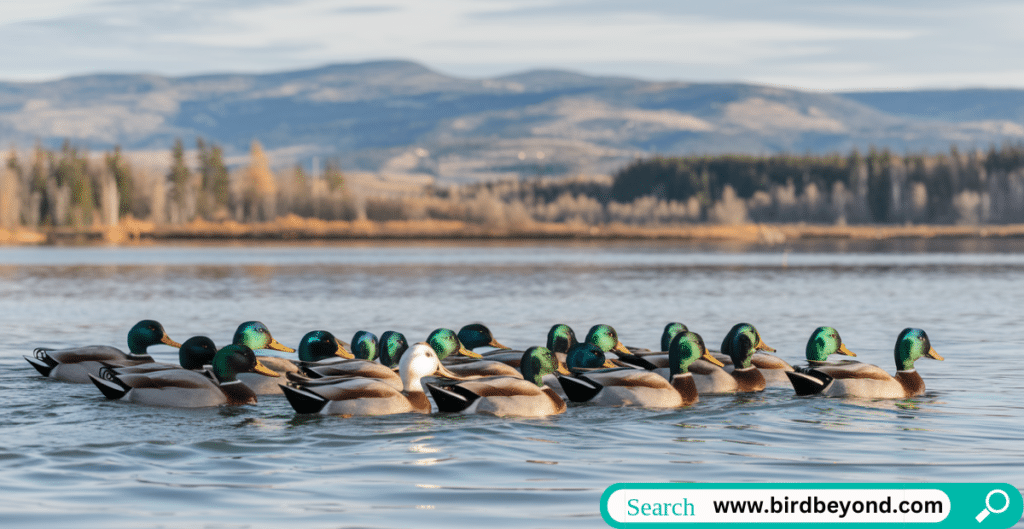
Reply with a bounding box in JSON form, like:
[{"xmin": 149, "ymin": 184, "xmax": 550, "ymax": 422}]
[
  {"xmin": 565, "ymin": 343, "xmax": 619, "ymax": 371},
  {"xmin": 297, "ymin": 330, "xmax": 353, "ymax": 362},
  {"xmin": 805, "ymin": 326, "xmax": 857, "ymax": 363},
  {"xmin": 546, "ymin": 324, "xmax": 578, "ymax": 354},
  {"xmin": 378, "ymin": 331, "xmax": 409, "ymax": 368},
  {"xmin": 894, "ymin": 328, "xmax": 943, "ymax": 371},
  {"xmin": 721, "ymin": 323, "xmax": 775, "ymax": 369},
  {"xmin": 232, "ymin": 321, "xmax": 295, "ymax": 353},
  {"xmin": 127, "ymin": 320, "xmax": 182, "ymax": 356},
  {"xmin": 457, "ymin": 324, "xmax": 509, "ymax": 350},
  {"xmin": 520, "ymin": 346, "xmax": 571, "ymax": 386},
  {"xmin": 427, "ymin": 328, "xmax": 482, "ymax": 360},
  {"xmin": 211, "ymin": 344, "xmax": 280, "ymax": 384},
  {"xmin": 585, "ymin": 324, "xmax": 632, "ymax": 357},
  {"xmin": 661, "ymin": 322, "xmax": 689, "ymax": 352},
  {"xmin": 351, "ymin": 331, "xmax": 379, "ymax": 360},
  {"xmin": 669, "ymin": 331, "xmax": 723, "ymax": 377},
  {"xmin": 178, "ymin": 336, "xmax": 218, "ymax": 370}
]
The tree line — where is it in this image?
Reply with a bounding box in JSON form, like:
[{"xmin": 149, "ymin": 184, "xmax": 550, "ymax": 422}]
[{"xmin": 3, "ymin": 139, "xmax": 1024, "ymax": 233}]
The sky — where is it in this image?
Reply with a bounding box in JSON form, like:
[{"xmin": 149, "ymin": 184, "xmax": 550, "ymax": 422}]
[{"xmin": 2, "ymin": 0, "xmax": 1023, "ymax": 91}]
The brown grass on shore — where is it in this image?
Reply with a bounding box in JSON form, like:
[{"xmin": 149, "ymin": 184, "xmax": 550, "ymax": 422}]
[{"xmin": 26, "ymin": 214, "xmax": 1024, "ymax": 245}]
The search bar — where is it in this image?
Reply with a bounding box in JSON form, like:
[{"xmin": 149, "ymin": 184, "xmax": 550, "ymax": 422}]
[{"xmin": 601, "ymin": 483, "xmax": 1022, "ymax": 528}]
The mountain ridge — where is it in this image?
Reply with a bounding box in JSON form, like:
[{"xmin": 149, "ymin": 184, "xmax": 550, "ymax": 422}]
[{"xmin": 1, "ymin": 60, "xmax": 1022, "ymax": 181}]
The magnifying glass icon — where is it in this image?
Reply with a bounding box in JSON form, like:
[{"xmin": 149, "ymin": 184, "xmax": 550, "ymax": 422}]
[{"xmin": 976, "ymin": 489, "xmax": 1010, "ymax": 522}]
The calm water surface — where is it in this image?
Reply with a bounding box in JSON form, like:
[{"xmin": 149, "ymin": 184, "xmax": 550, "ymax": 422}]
[{"xmin": 0, "ymin": 241, "xmax": 1022, "ymax": 528}]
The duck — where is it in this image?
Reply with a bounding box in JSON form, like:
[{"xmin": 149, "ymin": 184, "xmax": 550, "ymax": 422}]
[
  {"xmin": 290, "ymin": 330, "xmax": 403, "ymax": 390},
  {"xmin": 432, "ymin": 328, "xmax": 523, "ymax": 379},
  {"xmin": 423, "ymin": 346, "xmax": 569, "ymax": 417},
  {"xmin": 377, "ymin": 331, "xmax": 410, "ymax": 368},
  {"xmin": 279, "ymin": 342, "xmax": 465, "ymax": 416},
  {"xmin": 581, "ymin": 324, "xmax": 660, "ymax": 369},
  {"xmin": 556, "ymin": 333, "xmax": 714, "ymax": 407},
  {"xmin": 25, "ymin": 320, "xmax": 182, "ymax": 383},
  {"xmin": 709, "ymin": 323, "xmax": 792, "ymax": 384},
  {"xmin": 231, "ymin": 321, "xmax": 301, "ymax": 395},
  {"xmin": 106, "ymin": 336, "xmax": 218, "ymax": 375},
  {"xmin": 446, "ymin": 323, "xmax": 578, "ymax": 369},
  {"xmin": 87, "ymin": 344, "xmax": 280, "ymax": 407},
  {"xmin": 688, "ymin": 323, "xmax": 775, "ymax": 393},
  {"xmin": 786, "ymin": 328, "xmax": 943, "ymax": 398}
]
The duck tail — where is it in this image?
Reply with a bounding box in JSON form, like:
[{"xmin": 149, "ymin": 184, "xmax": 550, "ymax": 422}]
[
  {"xmin": 89, "ymin": 369, "xmax": 130, "ymax": 400},
  {"xmin": 24, "ymin": 348, "xmax": 59, "ymax": 377},
  {"xmin": 614, "ymin": 354, "xmax": 658, "ymax": 370},
  {"xmin": 280, "ymin": 384, "xmax": 329, "ymax": 414},
  {"xmin": 424, "ymin": 382, "xmax": 478, "ymax": 413},
  {"xmin": 556, "ymin": 374, "xmax": 602, "ymax": 402},
  {"xmin": 786, "ymin": 368, "xmax": 833, "ymax": 396}
]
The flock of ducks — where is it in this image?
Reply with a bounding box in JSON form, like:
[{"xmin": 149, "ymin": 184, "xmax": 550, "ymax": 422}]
[{"xmin": 24, "ymin": 320, "xmax": 943, "ymax": 417}]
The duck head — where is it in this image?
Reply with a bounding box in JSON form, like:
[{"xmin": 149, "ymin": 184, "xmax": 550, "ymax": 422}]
[
  {"xmin": 585, "ymin": 324, "xmax": 632, "ymax": 357},
  {"xmin": 378, "ymin": 331, "xmax": 409, "ymax": 368},
  {"xmin": 894, "ymin": 328, "xmax": 943, "ymax": 371},
  {"xmin": 427, "ymin": 328, "xmax": 482, "ymax": 360},
  {"xmin": 546, "ymin": 324, "xmax": 578, "ymax": 354},
  {"xmin": 457, "ymin": 323, "xmax": 509, "ymax": 350},
  {"xmin": 127, "ymin": 320, "xmax": 181, "ymax": 356},
  {"xmin": 178, "ymin": 336, "xmax": 218, "ymax": 370},
  {"xmin": 721, "ymin": 323, "xmax": 774, "ymax": 369},
  {"xmin": 805, "ymin": 326, "xmax": 856, "ymax": 363},
  {"xmin": 565, "ymin": 343, "xmax": 618, "ymax": 371},
  {"xmin": 520, "ymin": 346, "xmax": 571, "ymax": 386},
  {"xmin": 661, "ymin": 322, "xmax": 689, "ymax": 352},
  {"xmin": 297, "ymin": 330, "xmax": 353, "ymax": 362},
  {"xmin": 351, "ymin": 331, "xmax": 379, "ymax": 360},
  {"xmin": 669, "ymin": 331, "xmax": 723, "ymax": 377},
  {"xmin": 211, "ymin": 344, "xmax": 280, "ymax": 383},
  {"xmin": 233, "ymin": 321, "xmax": 295, "ymax": 353},
  {"xmin": 399, "ymin": 342, "xmax": 466, "ymax": 392}
]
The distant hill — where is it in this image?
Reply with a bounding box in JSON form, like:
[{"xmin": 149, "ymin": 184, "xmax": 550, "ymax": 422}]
[{"xmin": 1, "ymin": 60, "xmax": 1023, "ymax": 182}]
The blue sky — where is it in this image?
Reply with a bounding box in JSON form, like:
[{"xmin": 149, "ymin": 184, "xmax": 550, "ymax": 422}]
[{"xmin": 4, "ymin": 0, "xmax": 1023, "ymax": 90}]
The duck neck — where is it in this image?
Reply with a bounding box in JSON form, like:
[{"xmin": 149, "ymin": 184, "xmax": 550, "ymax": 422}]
[
  {"xmin": 126, "ymin": 334, "xmax": 155, "ymax": 358},
  {"xmin": 671, "ymin": 373, "xmax": 698, "ymax": 406}
]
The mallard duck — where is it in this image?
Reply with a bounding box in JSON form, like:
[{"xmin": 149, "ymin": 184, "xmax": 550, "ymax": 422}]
[
  {"xmin": 378, "ymin": 331, "xmax": 409, "ymax": 368},
  {"xmin": 88, "ymin": 344, "xmax": 280, "ymax": 407},
  {"xmin": 279, "ymin": 342, "xmax": 465, "ymax": 415},
  {"xmin": 107, "ymin": 336, "xmax": 218, "ymax": 375},
  {"xmin": 786, "ymin": 328, "xmax": 943, "ymax": 398},
  {"xmin": 431, "ymin": 328, "xmax": 522, "ymax": 379},
  {"xmin": 424, "ymin": 346, "xmax": 569, "ymax": 417},
  {"xmin": 231, "ymin": 321, "xmax": 300, "ymax": 395},
  {"xmin": 556, "ymin": 335, "xmax": 711, "ymax": 407},
  {"xmin": 708, "ymin": 323, "xmax": 792, "ymax": 384},
  {"xmin": 290, "ymin": 330, "xmax": 403, "ymax": 390},
  {"xmin": 25, "ymin": 320, "xmax": 182, "ymax": 383},
  {"xmin": 458, "ymin": 323, "xmax": 510, "ymax": 352},
  {"xmin": 582, "ymin": 324, "xmax": 660, "ymax": 369},
  {"xmin": 447, "ymin": 323, "xmax": 578, "ymax": 368},
  {"xmin": 687, "ymin": 323, "xmax": 775, "ymax": 393}
]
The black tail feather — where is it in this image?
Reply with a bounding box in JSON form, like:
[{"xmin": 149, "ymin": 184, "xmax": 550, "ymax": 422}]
[
  {"xmin": 556, "ymin": 375, "xmax": 603, "ymax": 402},
  {"xmin": 280, "ymin": 384, "xmax": 329, "ymax": 414},
  {"xmin": 615, "ymin": 354, "xmax": 658, "ymax": 370},
  {"xmin": 88, "ymin": 373, "xmax": 130, "ymax": 400},
  {"xmin": 786, "ymin": 368, "xmax": 833, "ymax": 396},
  {"xmin": 424, "ymin": 382, "xmax": 477, "ymax": 413},
  {"xmin": 24, "ymin": 349, "xmax": 59, "ymax": 377}
]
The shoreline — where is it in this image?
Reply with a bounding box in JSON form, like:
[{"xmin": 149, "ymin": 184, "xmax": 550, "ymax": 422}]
[{"xmin": 5, "ymin": 216, "xmax": 1024, "ymax": 245}]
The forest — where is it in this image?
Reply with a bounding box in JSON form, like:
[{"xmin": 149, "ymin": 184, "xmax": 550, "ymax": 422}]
[{"xmin": 2, "ymin": 138, "xmax": 1024, "ymax": 237}]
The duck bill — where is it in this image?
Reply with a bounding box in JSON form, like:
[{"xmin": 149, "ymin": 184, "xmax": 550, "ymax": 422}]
[
  {"xmin": 335, "ymin": 340, "xmax": 355, "ymax": 359},
  {"xmin": 161, "ymin": 335, "xmax": 183, "ymax": 348},
  {"xmin": 613, "ymin": 341, "xmax": 633, "ymax": 357},
  {"xmin": 837, "ymin": 343, "xmax": 857, "ymax": 357},
  {"xmin": 489, "ymin": 338, "xmax": 510, "ymax": 350},
  {"xmin": 754, "ymin": 336, "xmax": 776, "ymax": 353},
  {"xmin": 924, "ymin": 346, "xmax": 944, "ymax": 361},
  {"xmin": 605, "ymin": 358, "xmax": 625, "ymax": 368},
  {"xmin": 253, "ymin": 360, "xmax": 281, "ymax": 377},
  {"xmin": 434, "ymin": 363, "xmax": 468, "ymax": 380},
  {"xmin": 267, "ymin": 338, "xmax": 295, "ymax": 353},
  {"xmin": 457, "ymin": 343, "xmax": 483, "ymax": 359},
  {"xmin": 701, "ymin": 348, "xmax": 725, "ymax": 367},
  {"xmin": 556, "ymin": 362, "xmax": 572, "ymax": 375}
]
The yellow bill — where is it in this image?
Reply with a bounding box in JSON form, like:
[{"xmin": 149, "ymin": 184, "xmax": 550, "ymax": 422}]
[
  {"xmin": 267, "ymin": 338, "xmax": 295, "ymax": 353},
  {"xmin": 925, "ymin": 346, "xmax": 944, "ymax": 361},
  {"xmin": 702, "ymin": 348, "xmax": 725, "ymax": 367},
  {"xmin": 253, "ymin": 359, "xmax": 281, "ymax": 377},
  {"xmin": 162, "ymin": 335, "xmax": 183, "ymax": 348},
  {"xmin": 837, "ymin": 343, "xmax": 857, "ymax": 357}
]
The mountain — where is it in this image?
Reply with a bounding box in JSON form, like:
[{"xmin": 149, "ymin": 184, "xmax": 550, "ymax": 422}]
[{"xmin": 1, "ymin": 60, "xmax": 1023, "ymax": 182}]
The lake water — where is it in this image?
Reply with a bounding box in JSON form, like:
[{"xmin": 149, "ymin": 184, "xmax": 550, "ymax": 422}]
[{"xmin": 1, "ymin": 240, "xmax": 1022, "ymax": 528}]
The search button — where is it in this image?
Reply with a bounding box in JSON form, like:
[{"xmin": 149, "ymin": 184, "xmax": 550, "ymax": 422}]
[{"xmin": 976, "ymin": 489, "xmax": 1010, "ymax": 523}]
